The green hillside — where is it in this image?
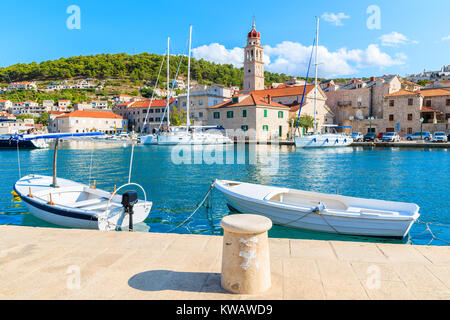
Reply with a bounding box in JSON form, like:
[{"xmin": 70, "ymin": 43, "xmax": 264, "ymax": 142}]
[{"xmin": 0, "ymin": 53, "xmax": 294, "ymax": 89}]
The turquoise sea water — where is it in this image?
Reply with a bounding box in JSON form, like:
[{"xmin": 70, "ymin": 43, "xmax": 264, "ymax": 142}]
[{"xmin": 0, "ymin": 140, "xmax": 449, "ymax": 246}]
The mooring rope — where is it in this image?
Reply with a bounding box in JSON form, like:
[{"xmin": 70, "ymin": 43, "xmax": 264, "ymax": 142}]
[
  {"xmin": 167, "ymin": 181, "xmax": 215, "ymax": 232},
  {"xmin": 16, "ymin": 140, "xmax": 22, "ymax": 178},
  {"xmin": 412, "ymin": 221, "xmax": 450, "ymax": 245}
]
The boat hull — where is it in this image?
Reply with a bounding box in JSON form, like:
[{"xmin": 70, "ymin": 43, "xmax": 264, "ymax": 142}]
[
  {"xmin": 295, "ymin": 134, "xmax": 353, "ymax": 148},
  {"xmin": 214, "ymin": 180, "xmax": 419, "ymax": 238},
  {"xmin": 156, "ymin": 132, "xmax": 233, "ymax": 145}
]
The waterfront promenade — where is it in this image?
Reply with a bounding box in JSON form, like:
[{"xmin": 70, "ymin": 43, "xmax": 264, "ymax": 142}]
[{"xmin": 1, "ymin": 225, "xmax": 449, "ymax": 300}]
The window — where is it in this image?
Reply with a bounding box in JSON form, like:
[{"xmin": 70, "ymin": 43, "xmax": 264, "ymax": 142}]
[
  {"xmin": 407, "ymin": 128, "xmax": 413, "ymax": 134},
  {"xmin": 182, "ymin": 102, "xmax": 186, "ymax": 107},
  {"xmin": 386, "ymin": 128, "xmax": 395, "ymax": 132},
  {"xmin": 446, "ymin": 99, "xmax": 450, "ymax": 106},
  {"xmin": 199, "ymin": 99, "xmax": 203, "ymax": 106},
  {"xmin": 389, "ymin": 115, "xmax": 394, "ymax": 121},
  {"xmin": 199, "ymin": 112, "xmax": 203, "ymax": 118},
  {"xmin": 143, "ymin": 110, "xmax": 147, "ymax": 113},
  {"xmin": 232, "ymin": 97, "xmax": 239, "ymax": 104},
  {"xmin": 155, "ymin": 109, "xmax": 160, "ymax": 113},
  {"xmin": 150, "ymin": 109, "xmax": 154, "ymax": 113},
  {"xmin": 149, "ymin": 118, "xmax": 154, "ymax": 122},
  {"xmin": 407, "ymin": 114, "xmax": 413, "ymax": 121},
  {"xmin": 425, "ymin": 100, "xmax": 431, "ymax": 107},
  {"xmin": 389, "ymin": 100, "xmax": 394, "ymax": 107},
  {"xmin": 213, "ymin": 112, "xmax": 220, "ymax": 119},
  {"xmin": 241, "ymin": 125, "xmax": 248, "ymax": 131},
  {"xmin": 408, "ymin": 98, "xmax": 413, "ymax": 106},
  {"xmin": 278, "ymin": 111, "xmax": 284, "ymax": 118},
  {"xmin": 264, "ymin": 110, "xmax": 268, "ymax": 117},
  {"xmin": 242, "ymin": 110, "xmax": 247, "ymax": 118},
  {"xmin": 262, "ymin": 125, "xmax": 269, "ymax": 131},
  {"xmin": 227, "ymin": 111, "xmax": 234, "ymax": 118}
]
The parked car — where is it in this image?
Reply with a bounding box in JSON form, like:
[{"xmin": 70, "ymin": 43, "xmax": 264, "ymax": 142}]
[
  {"xmin": 432, "ymin": 132, "xmax": 448, "ymax": 142},
  {"xmin": 377, "ymin": 132, "xmax": 386, "ymax": 140},
  {"xmin": 381, "ymin": 132, "xmax": 400, "ymax": 142},
  {"xmin": 363, "ymin": 132, "xmax": 377, "ymax": 142},
  {"xmin": 406, "ymin": 132, "xmax": 432, "ymax": 141},
  {"xmin": 351, "ymin": 132, "xmax": 363, "ymax": 142}
]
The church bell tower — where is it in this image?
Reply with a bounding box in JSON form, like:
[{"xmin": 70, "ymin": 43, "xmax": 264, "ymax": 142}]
[{"xmin": 243, "ymin": 19, "xmax": 265, "ymax": 93}]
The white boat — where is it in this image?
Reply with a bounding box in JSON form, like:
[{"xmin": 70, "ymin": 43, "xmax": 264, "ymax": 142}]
[
  {"xmin": 295, "ymin": 131, "xmax": 353, "ymax": 148},
  {"xmin": 140, "ymin": 134, "xmax": 157, "ymax": 145},
  {"xmin": 12, "ymin": 132, "xmax": 152, "ymax": 230},
  {"xmin": 0, "ymin": 134, "xmax": 49, "ymax": 149},
  {"xmin": 14, "ymin": 175, "xmax": 151, "ymax": 230},
  {"xmin": 294, "ymin": 18, "xmax": 353, "ymax": 149},
  {"xmin": 214, "ymin": 180, "xmax": 420, "ymax": 238},
  {"xmin": 156, "ymin": 126, "xmax": 233, "ymax": 145}
]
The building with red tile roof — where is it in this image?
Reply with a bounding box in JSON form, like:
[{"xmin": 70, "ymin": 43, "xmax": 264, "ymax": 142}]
[{"xmin": 51, "ymin": 110, "xmax": 127, "ymax": 134}]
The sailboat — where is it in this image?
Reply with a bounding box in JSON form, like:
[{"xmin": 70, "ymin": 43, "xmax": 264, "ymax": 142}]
[
  {"xmin": 294, "ymin": 17, "xmax": 353, "ymax": 148},
  {"xmin": 12, "ymin": 132, "xmax": 152, "ymax": 230},
  {"xmin": 156, "ymin": 26, "xmax": 233, "ymax": 145}
]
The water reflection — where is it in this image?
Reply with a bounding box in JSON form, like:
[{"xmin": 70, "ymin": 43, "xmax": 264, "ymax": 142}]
[{"xmin": 0, "ymin": 143, "xmax": 448, "ymax": 245}]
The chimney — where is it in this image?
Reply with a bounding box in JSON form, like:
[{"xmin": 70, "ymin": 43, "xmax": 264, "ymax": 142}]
[{"xmin": 370, "ymin": 76, "xmax": 376, "ymax": 81}]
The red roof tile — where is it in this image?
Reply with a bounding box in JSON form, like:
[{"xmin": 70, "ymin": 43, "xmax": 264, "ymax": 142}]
[
  {"xmin": 56, "ymin": 110, "xmax": 123, "ymax": 119},
  {"xmin": 208, "ymin": 94, "xmax": 289, "ymax": 109}
]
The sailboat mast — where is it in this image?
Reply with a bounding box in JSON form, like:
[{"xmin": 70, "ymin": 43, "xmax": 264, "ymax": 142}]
[
  {"xmin": 313, "ymin": 17, "xmax": 319, "ymax": 134},
  {"xmin": 186, "ymin": 25, "xmax": 192, "ymax": 132},
  {"xmin": 167, "ymin": 37, "xmax": 170, "ymax": 127}
]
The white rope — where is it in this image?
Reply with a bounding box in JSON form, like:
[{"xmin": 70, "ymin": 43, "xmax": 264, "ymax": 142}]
[
  {"xmin": 167, "ymin": 181, "xmax": 215, "ymax": 232},
  {"xmin": 88, "ymin": 146, "xmax": 94, "ymax": 186},
  {"xmin": 128, "ymin": 143, "xmax": 134, "ymax": 184},
  {"xmin": 16, "ymin": 140, "xmax": 21, "ymax": 178},
  {"xmin": 141, "ymin": 53, "xmax": 166, "ymax": 133},
  {"xmin": 157, "ymin": 52, "xmax": 187, "ymax": 132}
]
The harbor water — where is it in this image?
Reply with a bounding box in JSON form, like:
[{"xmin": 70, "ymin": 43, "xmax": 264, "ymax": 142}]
[{"xmin": 0, "ymin": 140, "xmax": 449, "ymax": 245}]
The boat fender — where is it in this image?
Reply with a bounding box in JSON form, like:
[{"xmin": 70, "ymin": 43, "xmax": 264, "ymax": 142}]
[
  {"xmin": 325, "ymin": 138, "xmax": 329, "ymax": 143},
  {"xmin": 313, "ymin": 202, "xmax": 326, "ymax": 213},
  {"xmin": 335, "ymin": 139, "xmax": 339, "ymax": 143},
  {"xmin": 312, "ymin": 138, "xmax": 317, "ymax": 143}
]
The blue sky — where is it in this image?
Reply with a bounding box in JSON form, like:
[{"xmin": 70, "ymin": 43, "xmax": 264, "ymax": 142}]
[{"xmin": 0, "ymin": 0, "xmax": 449, "ymax": 79}]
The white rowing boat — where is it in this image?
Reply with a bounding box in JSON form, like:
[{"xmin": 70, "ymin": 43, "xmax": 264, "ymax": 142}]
[
  {"xmin": 214, "ymin": 180, "xmax": 420, "ymax": 238},
  {"xmin": 12, "ymin": 132, "xmax": 152, "ymax": 231},
  {"xmin": 14, "ymin": 175, "xmax": 152, "ymax": 230}
]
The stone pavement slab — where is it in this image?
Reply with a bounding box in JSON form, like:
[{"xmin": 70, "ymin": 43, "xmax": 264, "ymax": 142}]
[{"xmin": 0, "ymin": 225, "xmax": 449, "ymax": 300}]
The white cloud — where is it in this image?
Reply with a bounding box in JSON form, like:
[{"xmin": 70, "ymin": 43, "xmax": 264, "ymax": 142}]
[
  {"xmin": 442, "ymin": 35, "xmax": 450, "ymax": 41},
  {"xmin": 321, "ymin": 12, "xmax": 350, "ymax": 26},
  {"xmin": 379, "ymin": 32, "xmax": 419, "ymax": 47},
  {"xmin": 193, "ymin": 42, "xmax": 407, "ymax": 78},
  {"xmin": 191, "ymin": 43, "xmax": 243, "ymax": 67}
]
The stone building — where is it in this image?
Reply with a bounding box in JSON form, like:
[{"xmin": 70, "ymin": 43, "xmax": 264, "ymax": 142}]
[
  {"xmin": 114, "ymin": 98, "xmax": 176, "ymax": 133},
  {"xmin": 177, "ymin": 84, "xmax": 233, "ymax": 125},
  {"xmin": 207, "ymin": 93, "xmax": 290, "ymax": 141},
  {"xmin": 356, "ymin": 88, "xmax": 450, "ymax": 136},
  {"xmin": 251, "ymin": 85, "xmax": 334, "ymax": 131},
  {"xmin": 323, "ymin": 76, "xmax": 402, "ymax": 133},
  {"xmin": 53, "ymin": 110, "xmax": 126, "ymax": 134}
]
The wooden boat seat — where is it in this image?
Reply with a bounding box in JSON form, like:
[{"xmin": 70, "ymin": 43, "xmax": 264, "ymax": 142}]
[
  {"xmin": 72, "ymin": 198, "xmax": 105, "ymax": 208},
  {"xmin": 83, "ymin": 201, "xmax": 122, "ymax": 211}
]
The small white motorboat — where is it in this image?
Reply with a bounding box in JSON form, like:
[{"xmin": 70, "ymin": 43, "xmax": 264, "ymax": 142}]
[
  {"xmin": 214, "ymin": 180, "xmax": 420, "ymax": 238},
  {"xmin": 14, "ymin": 175, "xmax": 151, "ymax": 230},
  {"xmin": 12, "ymin": 132, "xmax": 152, "ymax": 230}
]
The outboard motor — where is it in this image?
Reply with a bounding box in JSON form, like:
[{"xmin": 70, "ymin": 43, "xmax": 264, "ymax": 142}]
[{"xmin": 121, "ymin": 191, "xmax": 138, "ymax": 231}]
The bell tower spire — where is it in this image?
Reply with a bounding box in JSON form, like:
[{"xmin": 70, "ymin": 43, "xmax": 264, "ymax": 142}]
[{"xmin": 243, "ymin": 19, "xmax": 265, "ymax": 93}]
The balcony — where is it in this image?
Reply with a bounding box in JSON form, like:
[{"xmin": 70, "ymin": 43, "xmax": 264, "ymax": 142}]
[{"xmin": 338, "ymin": 101, "xmax": 352, "ymax": 107}]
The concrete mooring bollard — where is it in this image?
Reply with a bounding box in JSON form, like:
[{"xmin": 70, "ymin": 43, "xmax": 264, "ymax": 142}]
[{"xmin": 220, "ymin": 214, "xmax": 273, "ymax": 294}]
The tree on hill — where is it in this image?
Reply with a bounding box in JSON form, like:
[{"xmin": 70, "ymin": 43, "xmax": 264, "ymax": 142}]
[{"xmin": 0, "ymin": 53, "xmax": 295, "ymax": 89}]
